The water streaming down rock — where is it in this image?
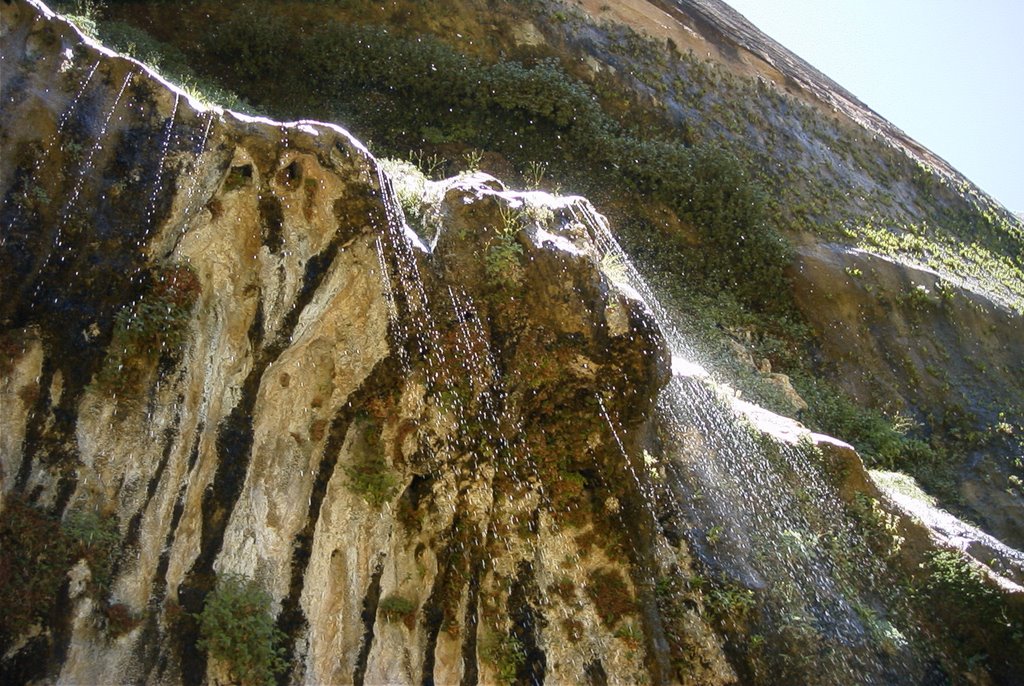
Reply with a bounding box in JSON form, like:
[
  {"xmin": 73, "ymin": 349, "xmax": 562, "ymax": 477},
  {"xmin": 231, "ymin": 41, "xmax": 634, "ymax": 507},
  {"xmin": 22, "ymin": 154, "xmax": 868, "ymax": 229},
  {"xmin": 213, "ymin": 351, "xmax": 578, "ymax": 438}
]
[
  {"xmin": 2, "ymin": 2, "xmax": 1023, "ymax": 684},
  {"xmin": 564, "ymin": 201, "xmax": 928, "ymax": 684}
]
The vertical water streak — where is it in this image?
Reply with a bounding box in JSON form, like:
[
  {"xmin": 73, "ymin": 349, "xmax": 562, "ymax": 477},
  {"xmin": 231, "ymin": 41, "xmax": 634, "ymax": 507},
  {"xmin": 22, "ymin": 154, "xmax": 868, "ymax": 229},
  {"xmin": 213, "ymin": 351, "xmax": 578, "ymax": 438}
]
[
  {"xmin": 30, "ymin": 70, "xmax": 134, "ymax": 305},
  {"xmin": 0, "ymin": 60, "xmax": 100, "ymax": 218},
  {"xmin": 567, "ymin": 198, "xmax": 913, "ymax": 682},
  {"xmin": 139, "ymin": 92, "xmax": 179, "ymax": 247}
]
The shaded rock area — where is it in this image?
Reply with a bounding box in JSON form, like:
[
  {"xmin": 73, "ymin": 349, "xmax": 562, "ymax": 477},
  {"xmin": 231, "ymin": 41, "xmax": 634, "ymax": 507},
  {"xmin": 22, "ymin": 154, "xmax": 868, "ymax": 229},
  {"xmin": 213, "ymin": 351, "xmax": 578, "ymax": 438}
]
[
  {"xmin": 2, "ymin": 2, "xmax": 1024, "ymax": 686},
  {"xmin": 792, "ymin": 241, "xmax": 1024, "ymax": 547}
]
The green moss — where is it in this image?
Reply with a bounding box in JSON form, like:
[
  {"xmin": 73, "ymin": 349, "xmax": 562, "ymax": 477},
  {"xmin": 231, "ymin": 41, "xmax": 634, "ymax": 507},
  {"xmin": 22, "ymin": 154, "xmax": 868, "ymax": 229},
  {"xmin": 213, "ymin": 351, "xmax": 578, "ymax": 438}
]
[{"xmin": 378, "ymin": 594, "xmax": 417, "ymax": 623}]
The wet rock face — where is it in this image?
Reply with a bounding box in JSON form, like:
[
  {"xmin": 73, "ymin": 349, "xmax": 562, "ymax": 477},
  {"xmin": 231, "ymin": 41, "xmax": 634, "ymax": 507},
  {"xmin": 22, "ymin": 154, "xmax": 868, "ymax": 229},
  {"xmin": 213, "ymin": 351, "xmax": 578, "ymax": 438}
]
[{"xmin": 2, "ymin": 2, "xmax": 734, "ymax": 684}]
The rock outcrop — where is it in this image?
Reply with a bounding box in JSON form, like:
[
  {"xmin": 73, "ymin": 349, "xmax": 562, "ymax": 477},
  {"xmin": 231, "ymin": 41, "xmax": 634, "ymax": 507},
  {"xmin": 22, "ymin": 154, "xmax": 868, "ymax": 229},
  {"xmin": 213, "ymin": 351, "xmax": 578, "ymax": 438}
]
[
  {"xmin": 2, "ymin": 2, "xmax": 1023, "ymax": 686},
  {"xmin": 792, "ymin": 241, "xmax": 1024, "ymax": 546},
  {"xmin": 0, "ymin": 3, "xmax": 727, "ymax": 684}
]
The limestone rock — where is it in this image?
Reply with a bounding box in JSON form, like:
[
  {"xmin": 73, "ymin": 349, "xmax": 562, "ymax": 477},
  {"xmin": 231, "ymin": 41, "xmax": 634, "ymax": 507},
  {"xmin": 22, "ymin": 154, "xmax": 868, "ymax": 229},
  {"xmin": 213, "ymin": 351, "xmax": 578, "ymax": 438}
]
[{"xmin": 0, "ymin": 3, "xmax": 716, "ymax": 684}]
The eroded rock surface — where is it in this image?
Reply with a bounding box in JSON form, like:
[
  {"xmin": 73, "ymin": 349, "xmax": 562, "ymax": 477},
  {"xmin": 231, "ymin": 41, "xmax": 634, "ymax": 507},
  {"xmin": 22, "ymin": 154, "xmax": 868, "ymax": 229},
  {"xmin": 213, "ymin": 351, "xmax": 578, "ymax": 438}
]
[
  {"xmin": 3, "ymin": 3, "xmax": 1024, "ymax": 686},
  {"xmin": 792, "ymin": 241, "xmax": 1024, "ymax": 546},
  {"xmin": 0, "ymin": 3, "xmax": 733, "ymax": 684}
]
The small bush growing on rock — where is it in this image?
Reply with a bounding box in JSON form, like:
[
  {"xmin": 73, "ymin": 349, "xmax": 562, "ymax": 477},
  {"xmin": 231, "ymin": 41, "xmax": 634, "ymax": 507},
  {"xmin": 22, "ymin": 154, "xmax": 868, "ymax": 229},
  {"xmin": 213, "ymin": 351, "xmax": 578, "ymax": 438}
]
[
  {"xmin": 344, "ymin": 454, "xmax": 399, "ymax": 507},
  {"xmin": 95, "ymin": 264, "xmax": 200, "ymax": 396},
  {"xmin": 480, "ymin": 631, "xmax": 526, "ymax": 685},
  {"xmin": 343, "ymin": 416, "xmax": 399, "ymax": 507},
  {"xmin": 197, "ymin": 574, "xmax": 285, "ymax": 686},
  {"xmin": 62, "ymin": 508, "xmax": 121, "ymax": 594},
  {"xmin": 918, "ymin": 551, "xmax": 1000, "ymax": 616},
  {"xmin": 378, "ymin": 594, "xmax": 417, "ymax": 627},
  {"xmin": 912, "ymin": 551, "xmax": 1024, "ymax": 686},
  {"xmin": 705, "ymin": 582, "xmax": 756, "ymax": 625},
  {"xmin": 485, "ymin": 206, "xmax": 526, "ymax": 291}
]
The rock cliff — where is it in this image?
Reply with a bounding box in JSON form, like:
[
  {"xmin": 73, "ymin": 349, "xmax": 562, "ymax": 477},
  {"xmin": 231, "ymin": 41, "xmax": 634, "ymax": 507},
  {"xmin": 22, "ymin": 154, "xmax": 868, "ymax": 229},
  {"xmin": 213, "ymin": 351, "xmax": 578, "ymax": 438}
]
[
  {"xmin": 2, "ymin": 2, "xmax": 1023, "ymax": 685},
  {"xmin": 1, "ymin": 3, "xmax": 708, "ymax": 683},
  {"xmin": 84, "ymin": 0, "xmax": 1024, "ymax": 548}
]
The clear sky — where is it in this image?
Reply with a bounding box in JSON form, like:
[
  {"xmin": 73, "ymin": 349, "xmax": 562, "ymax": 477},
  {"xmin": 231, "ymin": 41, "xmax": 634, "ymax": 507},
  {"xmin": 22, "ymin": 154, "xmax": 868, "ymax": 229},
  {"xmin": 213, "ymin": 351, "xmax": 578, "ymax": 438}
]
[{"xmin": 721, "ymin": 0, "xmax": 1024, "ymax": 214}]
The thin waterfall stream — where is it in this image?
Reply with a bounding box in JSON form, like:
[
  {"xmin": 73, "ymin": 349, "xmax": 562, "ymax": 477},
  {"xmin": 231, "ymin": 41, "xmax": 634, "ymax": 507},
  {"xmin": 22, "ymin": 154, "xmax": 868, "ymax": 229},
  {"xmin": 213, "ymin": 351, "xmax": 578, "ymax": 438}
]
[
  {"xmin": 3, "ymin": 4, "xmax": 1021, "ymax": 681},
  {"xmin": 572, "ymin": 199, "xmax": 922, "ymax": 683},
  {"xmin": 367, "ymin": 171, "xmax": 929, "ymax": 682}
]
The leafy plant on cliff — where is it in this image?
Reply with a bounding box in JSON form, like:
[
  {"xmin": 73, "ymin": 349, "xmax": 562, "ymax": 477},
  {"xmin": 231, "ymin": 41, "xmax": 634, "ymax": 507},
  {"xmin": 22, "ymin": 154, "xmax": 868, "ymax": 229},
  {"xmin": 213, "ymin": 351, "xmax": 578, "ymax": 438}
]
[
  {"xmin": 197, "ymin": 574, "xmax": 286, "ymax": 686},
  {"xmin": 344, "ymin": 454, "xmax": 399, "ymax": 507},
  {"xmin": 480, "ymin": 631, "xmax": 526, "ymax": 685},
  {"xmin": 94, "ymin": 263, "xmax": 201, "ymax": 396},
  {"xmin": 913, "ymin": 550, "xmax": 1024, "ymax": 674},
  {"xmin": 343, "ymin": 417, "xmax": 399, "ymax": 507},
  {"xmin": 485, "ymin": 206, "xmax": 526, "ymax": 290},
  {"xmin": 63, "ymin": 507, "xmax": 121, "ymax": 594}
]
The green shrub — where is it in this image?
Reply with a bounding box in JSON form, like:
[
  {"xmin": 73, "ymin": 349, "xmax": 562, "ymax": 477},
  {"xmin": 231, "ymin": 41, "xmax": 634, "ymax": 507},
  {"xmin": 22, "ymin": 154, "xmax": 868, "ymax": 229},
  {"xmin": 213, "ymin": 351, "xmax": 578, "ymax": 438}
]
[
  {"xmin": 342, "ymin": 416, "xmax": 399, "ymax": 507},
  {"xmin": 378, "ymin": 594, "xmax": 416, "ymax": 624},
  {"xmin": 63, "ymin": 508, "xmax": 120, "ymax": 592},
  {"xmin": 914, "ymin": 549, "xmax": 1024, "ymax": 673},
  {"xmin": 344, "ymin": 455, "xmax": 399, "ymax": 507},
  {"xmin": 796, "ymin": 376, "xmax": 925, "ymax": 469},
  {"xmin": 0, "ymin": 497, "xmax": 125, "ymax": 642},
  {"xmin": 485, "ymin": 235, "xmax": 525, "ymax": 291},
  {"xmin": 95, "ymin": 264, "xmax": 200, "ymax": 395},
  {"xmin": 705, "ymin": 582, "xmax": 756, "ymax": 625},
  {"xmin": 918, "ymin": 551, "xmax": 1000, "ymax": 613},
  {"xmin": 480, "ymin": 631, "xmax": 526, "ymax": 685},
  {"xmin": 197, "ymin": 574, "xmax": 286, "ymax": 686}
]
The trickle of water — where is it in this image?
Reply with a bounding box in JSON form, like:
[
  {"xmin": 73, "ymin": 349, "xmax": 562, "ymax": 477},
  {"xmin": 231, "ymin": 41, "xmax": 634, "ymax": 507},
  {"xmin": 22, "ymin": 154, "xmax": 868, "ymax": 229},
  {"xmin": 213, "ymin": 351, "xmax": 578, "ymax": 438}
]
[
  {"xmin": 139, "ymin": 92, "xmax": 179, "ymax": 242},
  {"xmin": 29, "ymin": 70, "xmax": 134, "ymax": 305},
  {"xmin": 375, "ymin": 235, "xmax": 400, "ymax": 325},
  {"xmin": 177, "ymin": 112, "xmax": 215, "ymax": 222},
  {"xmin": 567, "ymin": 200, "xmax": 917, "ymax": 683},
  {"xmin": 1, "ymin": 60, "xmax": 101, "ymax": 217}
]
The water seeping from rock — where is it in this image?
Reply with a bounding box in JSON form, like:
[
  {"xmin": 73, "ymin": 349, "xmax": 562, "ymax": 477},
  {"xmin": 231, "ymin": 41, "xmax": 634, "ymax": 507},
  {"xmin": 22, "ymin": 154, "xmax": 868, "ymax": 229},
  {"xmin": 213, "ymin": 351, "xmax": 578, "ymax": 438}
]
[
  {"xmin": 2, "ymin": 1, "xmax": 1021, "ymax": 684},
  {"xmin": 569, "ymin": 200, "xmax": 924, "ymax": 683}
]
